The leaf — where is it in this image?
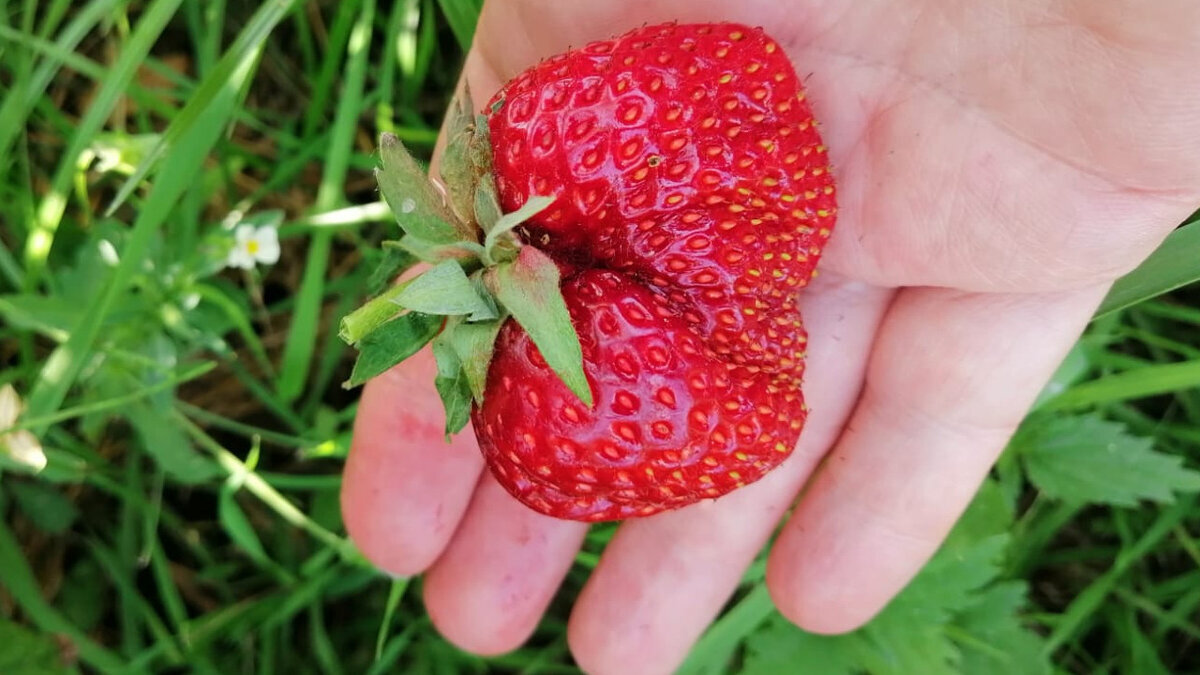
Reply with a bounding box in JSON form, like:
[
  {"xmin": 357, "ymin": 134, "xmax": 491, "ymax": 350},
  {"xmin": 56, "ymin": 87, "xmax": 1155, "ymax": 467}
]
[
  {"xmin": 218, "ymin": 486, "xmax": 270, "ymax": 564},
  {"xmin": 127, "ymin": 402, "xmax": 220, "ymax": 484},
  {"xmin": 473, "ymin": 178, "xmax": 503, "ymax": 232},
  {"xmin": 1016, "ymin": 414, "xmax": 1200, "ymax": 506},
  {"xmin": 0, "ymin": 617, "xmax": 80, "ymax": 675},
  {"xmin": 393, "ymin": 260, "xmax": 495, "ymax": 319},
  {"xmin": 0, "ymin": 294, "xmax": 82, "ymax": 338},
  {"xmin": 367, "ymin": 244, "xmax": 419, "ymax": 294},
  {"xmin": 344, "ymin": 312, "xmax": 443, "ymax": 388},
  {"xmin": 954, "ymin": 582, "xmax": 1050, "ymax": 675},
  {"xmin": 377, "ymin": 133, "xmax": 459, "ymax": 243},
  {"xmin": 742, "ymin": 480, "xmax": 1018, "ymax": 675},
  {"xmin": 431, "ymin": 337, "xmax": 471, "ymax": 438},
  {"xmin": 392, "ymin": 235, "xmax": 485, "ymax": 264},
  {"xmin": 741, "ymin": 618, "xmax": 861, "ymax": 675},
  {"xmin": 1096, "ymin": 219, "xmax": 1200, "ymax": 318},
  {"xmin": 440, "ymin": 86, "xmax": 484, "ymax": 225},
  {"xmin": 9, "ymin": 482, "xmax": 78, "ymax": 535},
  {"xmin": 491, "ymin": 247, "xmax": 592, "ymax": 406},
  {"xmin": 483, "ymin": 195, "xmax": 556, "ymax": 261},
  {"xmin": 448, "ymin": 319, "xmax": 503, "ymax": 402}
]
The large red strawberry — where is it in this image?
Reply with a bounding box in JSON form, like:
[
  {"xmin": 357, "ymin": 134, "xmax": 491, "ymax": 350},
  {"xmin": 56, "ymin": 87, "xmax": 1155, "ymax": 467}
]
[{"xmin": 342, "ymin": 22, "xmax": 836, "ymax": 522}]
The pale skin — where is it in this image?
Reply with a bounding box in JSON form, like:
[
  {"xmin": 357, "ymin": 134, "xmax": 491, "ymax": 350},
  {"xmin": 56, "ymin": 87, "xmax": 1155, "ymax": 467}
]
[{"xmin": 341, "ymin": 1, "xmax": 1200, "ymax": 673}]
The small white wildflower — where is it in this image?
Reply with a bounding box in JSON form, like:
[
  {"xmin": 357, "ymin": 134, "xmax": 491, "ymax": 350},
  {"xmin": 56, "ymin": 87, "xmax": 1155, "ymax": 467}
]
[
  {"xmin": 0, "ymin": 384, "xmax": 47, "ymax": 473},
  {"xmin": 227, "ymin": 224, "xmax": 281, "ymax": 270}
]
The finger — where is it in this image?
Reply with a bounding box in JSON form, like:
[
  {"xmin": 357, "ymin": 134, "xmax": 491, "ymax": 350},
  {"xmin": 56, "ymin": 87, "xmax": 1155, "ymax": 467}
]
[
  {"xmin": 341, "ymin": 349, "xmax": 485, "ymax": 576},
  {"xmin": 566, "ymin": 274, "xmax": 894, "ymax": 675},
  {"xmin": 422, "ymin": 474, "xmax": 589, "ymax": 655},
  {"xmin": 767, "ymin": 284, "xmax": 1108, "ymax": 633}
]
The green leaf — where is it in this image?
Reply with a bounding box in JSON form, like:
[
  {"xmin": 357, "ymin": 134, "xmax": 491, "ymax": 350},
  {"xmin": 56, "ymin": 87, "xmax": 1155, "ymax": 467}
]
[
  {"xmin": 392, "ymin": 235, "xmax": 485, "ymax": 264},
  {"xmin": 9, "ymin": 482, "xmax": 78, "ymax": 535},
  {"xmin": 377, "ymin": 132, "xmax": 459, "ymax": 242},
  {"xmin": 440, "ymin": 86, "xmax": 485, "ymax": 225},
  {"xmin": 127, "ymin": 402, "xmax": 220, "ymax": 484},
  {"xmin": 1016, "ymin": 414, "xmax": 1200, "ymax": 506},
  {"xmin": 741, "ymin": 618, "xmax": 861, "ymax": 675},
  {"xmin": 955, "ymin": 583, "xmax": 1050, "ymax": 675},
  {"xmin": 1096, "ymin": 219, "xmax": 1200, "ymax": 318},
  {"xmin": 0, "ymin": 617, "xmax": 80, "ymax": 675},
  {"xmin": 431, "ymin": 337, "xmax": 471, "ymax": 438},
  {"xmin": 393, "ymin": 260, "xmax": 495, "ymax": 319},
  {"xmin": 344, "ymin": 312, "xmax": 443, "ymax": 388},
  {"xmin": 473, "ymin": 178, "xmax": 503, "ymax": 232},
  {"xmin": 742, "ymin": 480, "xmax": 1018, "ymax": 675},
  {"xmin": 448, "ymin": 319, "xmax": 503, "ymax": 402},
  {"xmin": 218, "ymin": 486, "xmax": 270, "ymax": 564},
  {"xmin": 367, "ymin": 243, "xmax": 419, "ymax": 294},
  {"xmin": 491, "ymin": 247, "xmax": 592, "ymax": 406},
  {"xmin": 483, "ymin": 195, "xmax": 555, "ymax": 261}
]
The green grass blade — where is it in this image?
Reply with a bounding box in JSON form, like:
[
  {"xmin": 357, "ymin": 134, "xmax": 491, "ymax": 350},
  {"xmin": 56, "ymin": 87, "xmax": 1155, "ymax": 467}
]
[
  {"xmin": 276, "ymin": 0, "xmax": 375, "ymax": 401},
  {"xmin": 435, "ymin": 0, "xmax": 482, "ymax": 50},
  {"xmin": 24, "ymin": 41, "xmax": 261, "ymax": 423},
  {"xmin": 1043, "ymin": 496, "xmax": 1194, "ymax": 654},
  {"xmin": 0, "ymin": 517, "xmax": 128, "ymax": 672},
  {"xmin": 375, "ymin": 579, "xmax": 410, "ymax": 660},
  {"xmin": 105, "ymin": 0, "xmax": 303, "ymax": 214},
  {"xmin": 677, "ymin": 584, "xmax": 776, "ymax": 675},
  {"xmin": 0, "ymin": 0, "xmax": 122, "ymax": 167},
  {"xmin": 1044, "ymin": 359, "xmax": 1200, "ymax": 410},
  {"xmin": 9, "ymin": 361, "xmax": 214, "ymax": 431},
  {"xmin": 1096, "ymin": 220, "xmax": 1200, "ymax": 318}
]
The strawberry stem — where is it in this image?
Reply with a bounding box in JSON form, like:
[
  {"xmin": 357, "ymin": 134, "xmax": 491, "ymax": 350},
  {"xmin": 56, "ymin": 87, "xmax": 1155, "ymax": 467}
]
[{"xmin": 339, "ymin": 278, "xmax": 414, "ymax": 344}]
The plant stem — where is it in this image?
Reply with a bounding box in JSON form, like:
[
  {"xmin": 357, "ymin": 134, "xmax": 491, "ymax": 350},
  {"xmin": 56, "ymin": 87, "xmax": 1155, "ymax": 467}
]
[{"xmin": 339, "ymin": 279, "xmax": 412, "ymax": 344}]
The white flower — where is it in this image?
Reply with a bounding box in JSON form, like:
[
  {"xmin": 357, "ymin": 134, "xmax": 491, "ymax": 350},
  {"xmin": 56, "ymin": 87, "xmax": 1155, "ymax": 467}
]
[
  {"xmin": 227, "ymin": 224, "xmax": 281, "ymax": 270},
  {"xmin": 0, "ymin": 384, "xmax": 47, "ymax": 473}
]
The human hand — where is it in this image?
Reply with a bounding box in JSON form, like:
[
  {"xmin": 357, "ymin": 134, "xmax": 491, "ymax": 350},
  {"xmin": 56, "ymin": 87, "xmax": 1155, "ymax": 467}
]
[{"xmin": 341, "ymin": 1, "xmax": 1200, "ymax": 672}]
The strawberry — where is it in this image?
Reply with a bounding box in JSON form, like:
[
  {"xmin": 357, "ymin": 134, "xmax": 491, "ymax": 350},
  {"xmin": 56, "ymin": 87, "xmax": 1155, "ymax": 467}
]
[
  {"xmin": 342, "ymin": 22, "xmax": 836, "ymax": 522},
  {"xmin": 475, "ymin": 268, "xmax": 805, "ymax": 521}
]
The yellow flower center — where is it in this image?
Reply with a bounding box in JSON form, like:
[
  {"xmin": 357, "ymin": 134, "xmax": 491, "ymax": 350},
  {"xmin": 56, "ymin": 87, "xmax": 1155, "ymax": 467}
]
[{"xmin": 247, "ymin": 240, "xmax": 260, "ymax": 255}]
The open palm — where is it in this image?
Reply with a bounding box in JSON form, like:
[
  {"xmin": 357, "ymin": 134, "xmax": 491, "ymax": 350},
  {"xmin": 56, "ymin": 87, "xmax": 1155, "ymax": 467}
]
[{"xmin": 342, "ymin": 2, "xmax": 1200, "ymax": 673}]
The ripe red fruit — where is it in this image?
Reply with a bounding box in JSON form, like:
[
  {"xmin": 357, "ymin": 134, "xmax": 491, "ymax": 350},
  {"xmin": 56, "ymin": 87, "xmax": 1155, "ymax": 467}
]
[
  {"xmin": 475, "ymin": 269, "xmax": 806, "ymax": 521},
  {"xmin": 472, "ymin": 22, "xmax": 836, "ymax": 520}
]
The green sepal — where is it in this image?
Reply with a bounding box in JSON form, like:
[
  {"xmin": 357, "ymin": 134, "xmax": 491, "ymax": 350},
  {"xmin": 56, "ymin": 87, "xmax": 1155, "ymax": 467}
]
[
  {"xmin": 431, "ymin": 334, "xmax": 472, "ymax": 439},
  {"xmin": 440, "ymin": 85, "xmax": 491, "ymax": 227},
  {"xmin": 469, "ymin": 114, "xmax": 493, "ymax": 171},
  {"xmin": 483, "ymin": 195, "xmax": 555, "ymax": 264},
  {"xmin": 343, "ymin": 311, "xmax": 443, "ymax": 388},
  {"xmin": 447, "ymin": 318, "xmax": 504, "ymax": 403},
  {"xmin": 391, "ymin": 236, "xmax": 485, "ymax": 264},
  {"xmin": 377, "ymin": 132, "xmax": 461, "ymax": 242},
  {"xmin": 489, "ymin": 247, "xmax": 593, "ymax": 406},
  {"xmin": 473, "ymin": 178, "xmax": 503, "ymax": 233},
  {"xmin": 367, "ymin": 242, "xmax": 419, "ymax": 294},
  {"xmin": 393, "ymin": 260, "xmax": 496, "ymax": 320}
]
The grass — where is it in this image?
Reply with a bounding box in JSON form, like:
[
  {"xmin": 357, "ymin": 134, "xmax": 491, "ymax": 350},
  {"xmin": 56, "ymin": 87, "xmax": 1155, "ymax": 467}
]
[{"xmin": 2, "ymin": 2, "xmax": 1200, "ymax": 673}]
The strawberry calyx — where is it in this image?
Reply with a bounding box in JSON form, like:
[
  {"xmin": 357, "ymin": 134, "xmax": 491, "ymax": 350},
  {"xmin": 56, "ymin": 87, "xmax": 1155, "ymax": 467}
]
[{"xmin": 339, "ymin": 87, "xmax": 593, "ymax": 437}]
